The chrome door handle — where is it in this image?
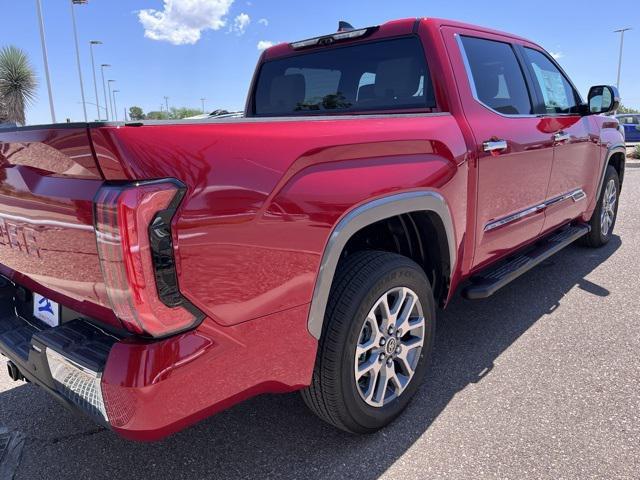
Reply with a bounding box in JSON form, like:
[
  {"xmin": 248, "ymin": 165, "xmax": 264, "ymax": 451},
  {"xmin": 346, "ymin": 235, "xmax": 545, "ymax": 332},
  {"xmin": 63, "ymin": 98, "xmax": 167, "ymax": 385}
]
[
  {"xmin": 482, "ymin": 140, "xmax": 508, "ymax": 152},
  {"xmin": 554, "ymin": 131, "xmax": 571, "ymax": 143}
]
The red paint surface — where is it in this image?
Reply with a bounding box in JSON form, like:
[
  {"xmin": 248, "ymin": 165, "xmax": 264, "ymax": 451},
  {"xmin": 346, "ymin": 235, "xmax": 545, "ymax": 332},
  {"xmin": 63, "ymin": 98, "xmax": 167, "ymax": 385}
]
[
  {"xmin": 103, "ymin": 304, "xmax": 316, "ymax": 441},
  {"xmin": 0, "ymin": 17, "xmax": 622, "ymax": 440}
]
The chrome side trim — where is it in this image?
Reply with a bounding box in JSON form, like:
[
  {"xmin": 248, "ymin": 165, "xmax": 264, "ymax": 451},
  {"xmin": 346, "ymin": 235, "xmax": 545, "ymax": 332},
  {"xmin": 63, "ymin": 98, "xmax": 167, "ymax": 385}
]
[
  {"xmin": 484, "ymin": 204, "xmax": 545, "ymax": 232},
  {"xmin": 570, "ymin": 189, "xmax": 587, "ymax": 202},
  {"xmin": 307, "ymin": 191, "xmax": 456, "ymax": 339},
  {"xmin": 484, "ymin": 188, "xmax": 586, "ymax": 232}
]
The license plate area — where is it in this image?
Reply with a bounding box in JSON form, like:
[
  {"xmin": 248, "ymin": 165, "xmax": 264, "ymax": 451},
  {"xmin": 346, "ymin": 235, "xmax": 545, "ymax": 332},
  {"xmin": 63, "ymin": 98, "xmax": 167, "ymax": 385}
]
[{"xmin": 33, "ymin": 293, "xmax": 60, "ymax": 328}]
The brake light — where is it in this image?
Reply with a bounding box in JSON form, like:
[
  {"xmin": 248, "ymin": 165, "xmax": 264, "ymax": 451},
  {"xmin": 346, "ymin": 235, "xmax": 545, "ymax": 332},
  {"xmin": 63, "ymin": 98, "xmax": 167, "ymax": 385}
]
[
  {"xmin": 290, "ymin": 26, "xmax": 378, "ymax": 50},
  {"xmin": 93, "ymin": 179, "xmax": 203, "ymax": 338}
]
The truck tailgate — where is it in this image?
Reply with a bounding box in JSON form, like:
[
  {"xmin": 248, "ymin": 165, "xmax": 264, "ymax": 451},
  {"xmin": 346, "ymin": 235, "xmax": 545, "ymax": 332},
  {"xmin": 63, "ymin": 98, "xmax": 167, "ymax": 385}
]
[{"xmin": 0, "ymin": 126, "xmax": 118, "ymax": 327}]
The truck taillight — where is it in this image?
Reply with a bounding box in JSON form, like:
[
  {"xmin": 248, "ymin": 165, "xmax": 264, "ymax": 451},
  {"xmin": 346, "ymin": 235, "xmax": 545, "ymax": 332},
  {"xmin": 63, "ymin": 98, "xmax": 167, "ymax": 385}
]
[{"xmin": 93, "ymin": 180, "xmax": 203, "ymax": 338}]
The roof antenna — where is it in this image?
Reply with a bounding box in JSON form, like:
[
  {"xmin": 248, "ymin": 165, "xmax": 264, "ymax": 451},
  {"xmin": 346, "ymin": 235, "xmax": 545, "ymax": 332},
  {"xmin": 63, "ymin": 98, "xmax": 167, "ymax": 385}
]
[{"xmin": 338, "ymin": 21, "xmax": 354, "ymax": 32}]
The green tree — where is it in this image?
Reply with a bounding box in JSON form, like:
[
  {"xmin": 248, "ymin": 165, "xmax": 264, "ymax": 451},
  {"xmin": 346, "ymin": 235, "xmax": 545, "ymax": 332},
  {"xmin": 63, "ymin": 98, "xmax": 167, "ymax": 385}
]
[
  {"xmin": 617, "ymin": 104, "xmax": 640, "ymax": 114},
  {"xmin": 145, "ymin": 110, "xmax": 169, "ymax": 120},
  {"xmin": 0, "ymin": 46, "xmax": 37, "ymax": 125},
  {"xmin": 129, "ymin": 106, "xmax": 145, "ymax": 120},
  {"xmin": 168, "ymin": 107, "xmax": 202, "ymax": 119}
]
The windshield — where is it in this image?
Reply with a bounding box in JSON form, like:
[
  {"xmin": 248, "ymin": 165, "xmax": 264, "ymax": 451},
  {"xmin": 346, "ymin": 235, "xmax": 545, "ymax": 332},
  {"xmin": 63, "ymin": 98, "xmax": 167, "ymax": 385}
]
[{"xmin": 252, "ymin": 37, "xmax": 435, "ymax": 116}]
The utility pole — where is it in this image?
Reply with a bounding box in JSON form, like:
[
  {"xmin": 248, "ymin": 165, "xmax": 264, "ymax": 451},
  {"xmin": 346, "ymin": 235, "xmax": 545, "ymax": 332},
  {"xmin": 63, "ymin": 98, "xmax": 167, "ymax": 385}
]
[
  {"xmin": 89, "ymin": 40, "xmax": 102, "ymax": 120},
  {"xmin": 70, "ymin": 0, "xmax": 88, "ymax": 121},
  {"xmin": 200, "ymin": 97, "xmax": 206, "ymax": 113},
  {"xmin": 614, "ymin": 28, "xmax": 631, "ymax": 90},
  {"xmin": 112, "ymin": 90, "xmax": 119, "ymax": 121},
  {"xmin": 35, "ymin": 0, "xmax": 56, "ymax": 123},
  {"xmin": 164, "ymin": 96, "xmax": 170, "ymax": 116},
  {"xmin": 108, "ymin": 80, "xmax": 116, "ymax": 120},
  {"xmin": 100, "ymin": 64, "xmax": 110, "ymax": 120}
]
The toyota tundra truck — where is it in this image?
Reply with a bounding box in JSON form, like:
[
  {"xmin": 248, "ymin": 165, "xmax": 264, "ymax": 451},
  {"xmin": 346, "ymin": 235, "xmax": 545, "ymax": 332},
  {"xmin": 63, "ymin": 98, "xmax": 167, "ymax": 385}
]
[{"xmin": 0, "ymin": 18, "xmax": 625, "ymax": 441}]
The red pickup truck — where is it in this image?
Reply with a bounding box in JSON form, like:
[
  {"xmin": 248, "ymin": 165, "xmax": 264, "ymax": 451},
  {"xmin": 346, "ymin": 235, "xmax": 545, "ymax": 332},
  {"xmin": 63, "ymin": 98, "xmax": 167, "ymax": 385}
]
[{"xmin": 0, "ymin": 18, "xmax": 625, "ymax": 441}]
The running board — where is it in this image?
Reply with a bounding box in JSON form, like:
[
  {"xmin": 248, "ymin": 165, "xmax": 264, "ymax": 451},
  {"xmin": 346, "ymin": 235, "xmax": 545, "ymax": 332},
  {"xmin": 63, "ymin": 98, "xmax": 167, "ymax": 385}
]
[{"xmin": 462, "ymin": 224, "xmax": 590, "ymax": 300}]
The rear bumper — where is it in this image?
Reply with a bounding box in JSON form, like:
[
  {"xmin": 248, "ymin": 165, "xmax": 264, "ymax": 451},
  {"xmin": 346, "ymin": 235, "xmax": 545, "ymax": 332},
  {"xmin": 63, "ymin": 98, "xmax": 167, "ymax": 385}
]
[{"xmin": 0, "ymin": 279, "xmax": 317, "ymax": 441}]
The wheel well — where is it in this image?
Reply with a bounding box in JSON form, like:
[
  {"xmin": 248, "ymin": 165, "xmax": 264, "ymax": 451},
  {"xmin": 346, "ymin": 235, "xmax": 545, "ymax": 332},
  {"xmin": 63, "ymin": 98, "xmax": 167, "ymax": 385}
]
[
  {"xmin": 609, "ymin": 151, "xmax": 625, "ymax": 188},
  {"xmin": 339, "ymin": 211, "xmax": 451, "ymax": 306}
]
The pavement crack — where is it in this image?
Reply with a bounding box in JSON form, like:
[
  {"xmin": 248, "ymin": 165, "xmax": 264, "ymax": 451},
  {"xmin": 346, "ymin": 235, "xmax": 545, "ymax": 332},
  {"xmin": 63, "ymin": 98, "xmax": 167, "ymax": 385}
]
[
  {"xmin": 27, "ymin": 426, "xmax": 107, "ymax": 446},
  {"xmin": 49, "ymin": 427, "xmax": 106, "ymax": 445}
]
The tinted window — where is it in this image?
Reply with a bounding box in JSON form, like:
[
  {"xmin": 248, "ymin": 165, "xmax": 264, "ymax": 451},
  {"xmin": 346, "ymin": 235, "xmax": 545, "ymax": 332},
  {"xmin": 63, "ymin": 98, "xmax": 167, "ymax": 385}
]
[
  {"xmin": 460, "ymin": 36, "xmax": 532, "ymax": 115},
  {"xmin": 618, "ymin": 115, "xmax": 639, "ymax": 125},
  {"xmin": 524, "ymin": 48, "xmax": 579, "ymax": 114},
  {"xmin": 253, "ymin": 37, "xmax": 435, "ymax": 116}
]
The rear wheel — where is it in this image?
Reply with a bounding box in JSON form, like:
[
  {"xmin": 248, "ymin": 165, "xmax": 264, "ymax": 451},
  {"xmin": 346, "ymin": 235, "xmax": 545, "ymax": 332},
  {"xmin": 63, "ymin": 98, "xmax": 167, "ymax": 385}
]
[
  {"xmin": 582, "ymin": 165, "xmax": 620, "ymax": 247},
  {"xmin": 301, "ymin": 251, "xmax": 435, "ymax": 433}
]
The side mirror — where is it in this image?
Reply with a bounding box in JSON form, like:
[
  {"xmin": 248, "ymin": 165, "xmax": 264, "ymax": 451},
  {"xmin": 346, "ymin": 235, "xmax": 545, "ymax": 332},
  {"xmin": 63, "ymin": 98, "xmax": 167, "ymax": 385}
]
[{"xmin": 587, "ymin": 85, "xmax": 620, "ymax": 115}]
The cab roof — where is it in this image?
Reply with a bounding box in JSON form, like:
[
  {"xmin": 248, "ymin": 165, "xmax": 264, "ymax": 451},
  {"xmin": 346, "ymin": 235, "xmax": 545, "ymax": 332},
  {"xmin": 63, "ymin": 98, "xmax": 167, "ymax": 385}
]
[{"xmin": 262, "ymin": 17, "xmax": 539, "ymax": 60}]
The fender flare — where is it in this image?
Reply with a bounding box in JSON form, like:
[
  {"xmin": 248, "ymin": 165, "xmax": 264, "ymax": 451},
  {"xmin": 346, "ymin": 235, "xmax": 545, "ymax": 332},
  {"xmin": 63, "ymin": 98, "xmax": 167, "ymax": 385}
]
[
  {"xmin": 307, "ymin": 190, "xmax": 456, "ymax": 339},
  {"xmin": 596, "ymin": 143, "xmax": 626, "ymax": 198}
]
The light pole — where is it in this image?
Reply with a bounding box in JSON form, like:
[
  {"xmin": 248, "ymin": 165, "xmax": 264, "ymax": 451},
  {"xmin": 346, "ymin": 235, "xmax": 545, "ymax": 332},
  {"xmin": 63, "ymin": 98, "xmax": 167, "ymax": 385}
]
[
  {"xmin": 112, "ymin": 90, "xmax": 119, "ymax": 121},
  {"xmin": 614, "ymin": 28, "xmax": 632, "ymax": 90},
  {"xmin": 164, "ymin": 96, "xmax": 170, "ymax": 116},
  {"xmin": 70, "ymin": 0, "xmax": 88, "ymax": 122},
  {"xmin": 108, "ymin": 80, "xmax": 116, "ymax": 121},
  {"xmin": 100, "ymin": 64, "xmax": 110, "ymax": 120},
  {"xmin": 89, "ymin": 40, "xmax": 102, "ymax": 120},
  {"xmin": 200, "ymin": 97, "xmax": 206, "ymax": 113},
  {"xmin": 35, "ymin": 0, "xmax": 56, "ymax": 123}
]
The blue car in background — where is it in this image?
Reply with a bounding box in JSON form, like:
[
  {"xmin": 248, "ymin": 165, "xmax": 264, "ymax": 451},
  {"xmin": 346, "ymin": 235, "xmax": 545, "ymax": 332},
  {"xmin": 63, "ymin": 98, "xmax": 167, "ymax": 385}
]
[{"xmin": 616, "ymin": 114, "xmax": 640, "ymax": 143}]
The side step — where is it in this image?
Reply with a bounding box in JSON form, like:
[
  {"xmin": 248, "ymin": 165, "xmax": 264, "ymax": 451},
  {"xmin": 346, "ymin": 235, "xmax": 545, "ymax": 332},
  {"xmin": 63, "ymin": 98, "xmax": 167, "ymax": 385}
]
[{"xmin": 462, "ymin": 224, "xmax": 590, "ymax": 300}]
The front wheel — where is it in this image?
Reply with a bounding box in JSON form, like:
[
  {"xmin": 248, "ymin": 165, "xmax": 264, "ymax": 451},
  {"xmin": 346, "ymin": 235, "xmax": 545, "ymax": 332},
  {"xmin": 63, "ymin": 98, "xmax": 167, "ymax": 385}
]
[
  {"xmin": 582, "ymin": 165, "xmax": 620, "ymax": 248},
  {"xmin": 301, "ymin": 251, "xmax": 435, "ymax": 433}
]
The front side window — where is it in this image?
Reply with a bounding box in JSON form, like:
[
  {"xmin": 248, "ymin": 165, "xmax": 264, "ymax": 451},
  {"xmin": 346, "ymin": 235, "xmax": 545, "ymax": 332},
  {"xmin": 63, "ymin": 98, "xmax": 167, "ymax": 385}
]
[
  {"xmin": 523, "ymin": 48, "xmax": 579, "ymax": 114},
  {"xmin": 460, "ymin": 36, "xmax": 532, "ymax": 115},
  {"xmin": 253, "ymin": 37, "xmax": 435, "ymax": 116}
]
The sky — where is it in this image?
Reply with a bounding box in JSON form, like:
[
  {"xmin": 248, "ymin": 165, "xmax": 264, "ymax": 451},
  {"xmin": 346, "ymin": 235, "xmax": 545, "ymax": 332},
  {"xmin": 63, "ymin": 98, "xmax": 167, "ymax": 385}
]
[{"xmin": 1, "ymin": 0, "xmax": 639, "ymax": 125}]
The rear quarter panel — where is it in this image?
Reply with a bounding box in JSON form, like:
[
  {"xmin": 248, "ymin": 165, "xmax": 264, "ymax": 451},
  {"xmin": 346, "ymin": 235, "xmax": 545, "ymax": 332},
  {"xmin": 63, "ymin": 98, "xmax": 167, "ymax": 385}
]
[{"xmin": 98, "ymin": 115, "xmax": 468, "ymax": 326}]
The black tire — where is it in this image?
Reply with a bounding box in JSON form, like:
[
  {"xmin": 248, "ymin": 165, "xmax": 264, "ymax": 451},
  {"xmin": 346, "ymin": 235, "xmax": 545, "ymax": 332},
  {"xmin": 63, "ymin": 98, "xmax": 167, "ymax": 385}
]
[
  {"xmin": 581, "ymin": 165, "xmax": 620, "ymax": 248},
  {"xmin": 301, "ymin": 250, "xmax": 436, "ymax": 433}
]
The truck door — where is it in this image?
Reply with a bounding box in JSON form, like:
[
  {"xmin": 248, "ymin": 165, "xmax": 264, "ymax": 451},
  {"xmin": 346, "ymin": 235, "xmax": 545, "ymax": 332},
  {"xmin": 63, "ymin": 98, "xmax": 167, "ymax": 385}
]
[
  {"xmin": 518, "ymin": 47, "xmax": 602, "ymax": 233},
  {"xmin": 445, "ymin": 29, "xmax": 554, "ymax": 269}
]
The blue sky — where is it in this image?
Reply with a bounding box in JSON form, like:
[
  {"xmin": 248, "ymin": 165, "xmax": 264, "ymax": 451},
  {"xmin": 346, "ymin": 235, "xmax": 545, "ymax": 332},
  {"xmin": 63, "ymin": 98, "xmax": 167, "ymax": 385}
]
[{"xmin": 2, "ymin": 0, "xmax": 639, "ymax": 125}]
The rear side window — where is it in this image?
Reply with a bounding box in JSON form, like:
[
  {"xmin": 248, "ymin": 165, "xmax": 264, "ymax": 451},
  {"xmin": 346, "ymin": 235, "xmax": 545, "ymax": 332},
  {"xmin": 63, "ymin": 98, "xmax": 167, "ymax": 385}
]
[
  {"xmin": 618, "ymin": 115, "xmax": 639, "ymax": 125},
  {"xmin": 460, "ymin": 36, "xmax": 532, "ymax": 115},
  {"xmin": 523, "ymin": 48, "xmax": 579, "ymax": 114},
  {"xmin": 253, "ymin": 37, "xmax": 435, "ymax": 116}
]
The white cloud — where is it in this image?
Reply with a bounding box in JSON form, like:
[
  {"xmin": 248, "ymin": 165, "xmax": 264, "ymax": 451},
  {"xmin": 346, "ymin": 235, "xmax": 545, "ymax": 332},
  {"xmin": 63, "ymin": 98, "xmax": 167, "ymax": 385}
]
[
  {"xmin": 549, "ymin": 51, "xmax": 564, "ymax": 60},
  {"xmin": 257, "ymin": 40, "xmax": 274, "ymax": 50},
  {"xmin": 258, "ymin": 18, "xmax": 268, "ymax": 26},
  {"xmin": 231, "ymin": 13, "xmax": 250, "ymax": 35},
  {"xmin": 138, "ymin": 0, "xmax": 234, "ymax": 45}
]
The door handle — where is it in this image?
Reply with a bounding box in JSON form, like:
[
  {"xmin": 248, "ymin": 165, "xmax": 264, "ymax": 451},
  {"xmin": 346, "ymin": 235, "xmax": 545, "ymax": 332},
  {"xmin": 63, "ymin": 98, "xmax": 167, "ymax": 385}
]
[
  {"xmin": 482, "ymin": 140, "xmax": 508, "ymax": 153},
  {"xmin": 554, "ymin": 131, "xmax": 571, "ymax": 143}
]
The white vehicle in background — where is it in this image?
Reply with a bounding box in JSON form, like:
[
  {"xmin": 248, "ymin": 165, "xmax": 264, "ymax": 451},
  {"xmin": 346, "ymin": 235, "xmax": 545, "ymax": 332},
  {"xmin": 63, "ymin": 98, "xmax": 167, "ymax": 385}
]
[{"xmin": 185, "ymin": 109, "xmax": 244, "ymax": 120}]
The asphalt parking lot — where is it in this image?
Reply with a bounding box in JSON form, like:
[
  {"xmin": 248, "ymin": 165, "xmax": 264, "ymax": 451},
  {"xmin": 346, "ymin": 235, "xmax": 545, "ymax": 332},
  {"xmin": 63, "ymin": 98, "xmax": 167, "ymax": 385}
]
[{"xmin": 1, "ymin": 169, "xmax": 639, "ymax": 480}]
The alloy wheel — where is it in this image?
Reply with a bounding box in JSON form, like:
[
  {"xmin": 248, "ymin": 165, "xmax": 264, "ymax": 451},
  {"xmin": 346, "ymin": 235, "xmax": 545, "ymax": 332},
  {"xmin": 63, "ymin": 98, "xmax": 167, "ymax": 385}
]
[
  {"xmin": 354, "ymin": 287, "xmax": 426, "ymax": 408},
  {"xmin": 600, "ymin": 178, "xmax": 617, "ymax": 237}
]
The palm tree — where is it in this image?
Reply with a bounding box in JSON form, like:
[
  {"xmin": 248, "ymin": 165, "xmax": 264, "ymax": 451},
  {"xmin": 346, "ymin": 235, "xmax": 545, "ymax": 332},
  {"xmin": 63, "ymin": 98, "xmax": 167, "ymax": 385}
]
[{"xmin": 0, "ymin": 46, "xmax": 37, "ymax": 125}]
